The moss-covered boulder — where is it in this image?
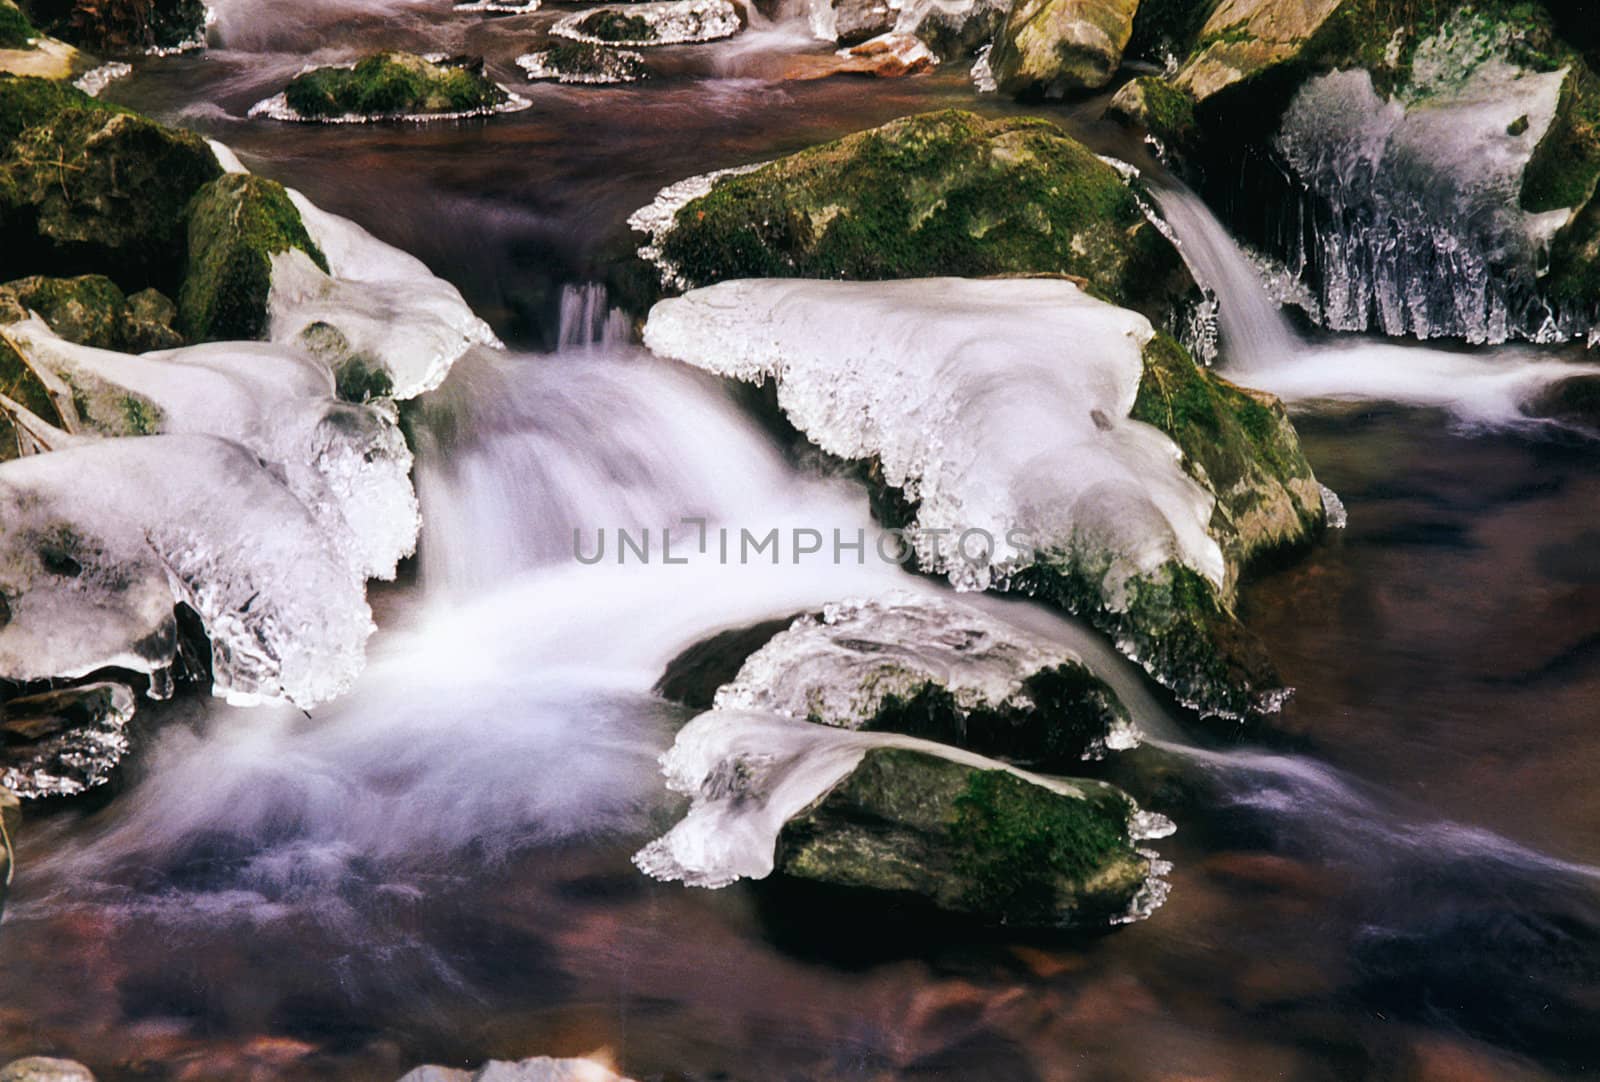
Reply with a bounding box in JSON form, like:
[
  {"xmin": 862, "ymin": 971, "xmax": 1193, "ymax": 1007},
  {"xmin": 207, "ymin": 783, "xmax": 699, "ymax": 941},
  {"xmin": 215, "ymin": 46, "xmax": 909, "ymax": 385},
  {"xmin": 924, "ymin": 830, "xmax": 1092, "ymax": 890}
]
[
  {"xmin": 0, "ymin": 75, "xmax": 222, "ymax": 294},
  {"xmin": 280, "ymin": 52, "xmax": 509, "ymax": 120},
  {"xmin": 776, "ymin": 747, "xmax": 1150, "ymax": 926},
  {"xmin": 0, "ymin": 274, "xmax": 180, "ymax": 351},
  {"xmin": 516, "ymin": 41, "xmax": 649, "ymax": 84},
  {"xmin": 179, "ymin": 172, "xmax": 326, "ymax": 342},
  {"xmin": 647, "ymin": 110, "xmax": 1199, "ymax": 327},
  {"xmin": 990, "ymin": 0, "xmax": 1138, "ymax": 97},
  {"xmin": 17, "ymin": 0, "xmax": 206, "ymax": 54}
]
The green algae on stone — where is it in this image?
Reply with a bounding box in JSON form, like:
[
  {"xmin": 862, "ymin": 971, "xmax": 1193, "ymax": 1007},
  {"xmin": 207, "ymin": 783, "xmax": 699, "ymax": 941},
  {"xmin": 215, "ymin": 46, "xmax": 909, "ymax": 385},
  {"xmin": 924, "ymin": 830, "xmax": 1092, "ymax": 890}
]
[
  {"xmin": 282, "ymin": 52, "xmax": 509, "ymax": 120},
  {"xmin": 655, "ymin": 110, "xmax": 1198, "ymax": 326},
  {"xmin": 0, "ymin": 1, "xmax": 38, "ymax": 49},
  {"xmin": 179, "ymin": 172, "xmax": 326, "ymax": 342},
  {"xmin": 776, "ymin": 746, "xmax": 1148, "ymax": 926},
  {"xmin": 1107, "ymin": 75, "xmax": 1199, "ymax": 155},
  {"xmin": 1133, "ymin": 332, "xmax": 1323, "ymax": 578},
  {"xmin": 0, "ymin": 76, "xmax": 220, "ymax": 293}
]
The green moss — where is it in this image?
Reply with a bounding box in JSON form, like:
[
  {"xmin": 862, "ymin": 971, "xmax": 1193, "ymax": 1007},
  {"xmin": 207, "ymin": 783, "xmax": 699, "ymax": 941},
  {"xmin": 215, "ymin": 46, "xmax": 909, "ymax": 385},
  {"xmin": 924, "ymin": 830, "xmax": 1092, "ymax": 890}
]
[
  {"xmin": 333, "ymin": 353, "xmax": 394, "ymax": 403},
  {"xmin": 576, "ymin": 11, "xmax": 654, "ymax": 42},
  {"xmin": 0, "ymin": 1, "xmax": 38, "ymax": 49},
  {"xmin": 1522, "ymin": 60, "xmax": 1600, "ymax": 212},
  {"xmin": 0, "ymin": 75, "xmax": 130, "ymax": 144},
  {"xmin": 952, "ymin": 766, "xmax": 1129, "ymax": 919},
  {"xmin": 0, "ymin": 274, "xmax": 126, "ymax": 348},
  {"xmin": 283, "ymin": 52, "xmax": 508, "ymax": 119},
  {"xmin": 0, "ymin": 337, "xmax": 61, "ymax": 460},
  {"xmin": 179, "ymin": 173, "xmax": 327, "ymax": 342},
  {"xmin": 659, "ymin": 110, "xmax": 1196, "ymax": 325}
]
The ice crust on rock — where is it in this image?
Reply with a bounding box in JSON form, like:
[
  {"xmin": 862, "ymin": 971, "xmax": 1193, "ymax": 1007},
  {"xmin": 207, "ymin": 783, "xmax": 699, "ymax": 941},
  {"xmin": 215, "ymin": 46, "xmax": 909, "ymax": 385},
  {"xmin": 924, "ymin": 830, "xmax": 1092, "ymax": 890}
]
[
  {"xmin": 551, "ymin": 0, "xmax": 742, "ymax": 47},
  {"xmin": 0, "ymin": 435, "xmax": 373, "ymax": 707},
  {"xmin": 2, "ymin": 319, "xmax": 419, "ymax": 581},
  {"xmin": 643, "ymin": 277, "xmax": 1225, "ymax": 600},
  {"xmin": 1272, "ymin": 10, "xmax": 1574, "ymax": 343},
  {"xmin": 718, "ymin": 593, "xmax": 1138, "ymax": 752},
  {"xmin": 273, "ymin": 190, "xmax": 503, "ymax": 399}
]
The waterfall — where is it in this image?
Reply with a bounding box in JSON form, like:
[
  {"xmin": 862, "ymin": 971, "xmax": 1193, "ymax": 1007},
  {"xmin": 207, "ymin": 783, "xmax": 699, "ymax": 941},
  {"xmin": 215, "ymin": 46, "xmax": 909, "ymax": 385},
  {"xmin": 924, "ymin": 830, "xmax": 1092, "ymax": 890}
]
[
  {"xmin": 556, "ymin": 283, "xmax": 632, "ymax": 351},
  {"xmin": 1148, "ymin": 183, "xmax": 1301, "ymax": 373},
  {"xmin": 1149, "ymin": 180, "xmax": 1600, "ymax": 427}
]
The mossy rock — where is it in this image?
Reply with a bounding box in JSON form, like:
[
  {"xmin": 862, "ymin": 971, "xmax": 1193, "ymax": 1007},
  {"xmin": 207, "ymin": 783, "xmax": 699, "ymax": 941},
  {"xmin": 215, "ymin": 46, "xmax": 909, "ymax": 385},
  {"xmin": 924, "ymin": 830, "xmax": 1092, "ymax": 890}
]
[
  {"xmin": 0, "ymin": 274, "xmax": 183, "ymax": 351},
  {"xmin": 656, "ymin": 110, "xmax": 1199, "ymax": 327},
  {"xmin": 1134, "ymin": 332, "xmax": 1323, "ymax": 580},
  {"xmin": 1107, "ymin": 75, "xmax": 1199, "ymax": 157},
  {"xmin": 576, "ymin": 10, "xmax": 655, "ymax": 42},
  {"xmin": 179, "ymin": 172, "xmax": 326, "ymax": 342},
  {"xmin": 18, "ymin": 0, "xmax": 206, "ymax": 53},
  {"xmin": 0, "ymin": 1, "xmax": 38, "ymax": 49},
  {"xmin": 776, "ymin": 746, "xmax": 1149, "ymax": 926},
  {"xmin": 0, "ymin": 76, "xmax": 222, "ymax": 294},
  {"xmin": 863, "ymin": 664, "xmax": 1130, "ymax": 768},
  {"xmin": 283, "ymin": 52, "xmax": 509, "ymax": 120},
  {"xmin": 989, "ymin": 0, "xmax": 1139, "ymax": 97},
  {"xmin": 0, "ymin": 331, "xmax": 61, "ymax": 462}
]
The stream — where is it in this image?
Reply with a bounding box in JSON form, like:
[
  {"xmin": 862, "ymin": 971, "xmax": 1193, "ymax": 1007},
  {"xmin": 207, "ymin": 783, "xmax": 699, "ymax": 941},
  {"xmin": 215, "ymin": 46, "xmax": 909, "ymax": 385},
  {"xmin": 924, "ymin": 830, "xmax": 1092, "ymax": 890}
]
[{"xmin": 0, "ymin": 3, "xmax": 1598, "ymax": 1080}]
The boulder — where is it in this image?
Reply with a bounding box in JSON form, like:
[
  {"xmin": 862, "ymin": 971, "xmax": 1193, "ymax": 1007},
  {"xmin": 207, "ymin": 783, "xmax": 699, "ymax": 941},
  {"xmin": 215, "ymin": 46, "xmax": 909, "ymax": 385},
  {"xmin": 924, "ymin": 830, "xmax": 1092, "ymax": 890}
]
[
  {"xmin": 0, "ymin": 0, "xmax": 36, "ymax": 48},
  {"xmin": 990, "ymin": 0, "xmax": 1139, "ymax": 97},
  {"xmin": 0, "ymin": 75, "xmax": 222, "ymax": 294},
  {"xmin": 179, "ymin": 172, "xmax": 327, "ymax": 342},
  {"xmin": 1173, "ymin": 0, "xmax": 1345, "ymax": 103},
  {"xmin": 550, "ymin": 0, "xmax": 743, "ymax": 47},
  {"xmin": 276, "ymin": 52, "xmax": 510, "ymax": 120},
  {"xmin": 515, "ymin": 42, "xmax": 649, "ymax": 84},
  {"xmin": 825, "ymin": 0, "xmax": 896, "ymax": 44},
  {"xmin": 776, "ymin": 746, "xmax": 1150, "ymax": 926},
  {"xmin": 638, "ymin": 110, "xmax": 1199, "ymax": 327},
  {"xmin": 1106, "ymin": 74, "xmax": 1198, "ymax": 156},
  {"xmin": 783, "ymin": 32, "xmax": 939, "ymax": 79}
]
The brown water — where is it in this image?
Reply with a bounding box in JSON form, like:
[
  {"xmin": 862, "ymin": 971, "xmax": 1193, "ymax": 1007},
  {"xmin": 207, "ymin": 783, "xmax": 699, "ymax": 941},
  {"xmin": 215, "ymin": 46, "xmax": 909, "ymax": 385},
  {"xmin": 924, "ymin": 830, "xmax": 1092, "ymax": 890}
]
[{"xmin": 0, "ymin": 6, "xmax": 1597, "ymax": 1081}]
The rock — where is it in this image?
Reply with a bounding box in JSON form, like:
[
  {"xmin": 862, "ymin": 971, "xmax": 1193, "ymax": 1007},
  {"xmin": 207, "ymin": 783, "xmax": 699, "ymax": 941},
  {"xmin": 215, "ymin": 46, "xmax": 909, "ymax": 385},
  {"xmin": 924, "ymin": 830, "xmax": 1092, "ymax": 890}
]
[
  {"xmin": 776, "ymin": 746, "xmax": 1150, "ymax": 926},
  {"xmin": 18, "ymin": 0, "xmax": 206, "ymax": 54},
  {"xmin": 0, "ymin": 0, "xmax": 36, "ymax": 49},
  {"xmin": 179, "ymin": 172, "xmax": 327, "ymax": 342},
  {"xmin": 273, "ymin": 52, "xmax": 511, "ymax": 121},
  {"xmin": 783, "ymin": 32, "xmax": 939, "ymax": 80},
  {"xmin": 990, "ymin": 0, "xmax": 1138, "ymax": 97},
  {"xmin": 655, "ymin": 613, "xmax": 800, "ymax": 708},
  {"xmin": 397, "ymin": 1057, "xmax": 634, "ymax": 1082},
  {"xmin": 715, "ymin": 595, "xmax": 1136, "ymax": 766},
  {"xmin": 638, "ymin": 110, "xmax": 1199, "ymax": 327},
  {"xmin": 0, "ymin": 274, "xmax": 179, "ymax": 351},
  {"xmin": 515, "ymin": 42, "xmax": 649, "ymax": 84},
  {"xmin": 0, "ymin": 680, "xmax": 134, "ymax": 797},
  {"xmin": 1173, "ymin": 0, "xmax": 1345, "ymax": 104},
  {"xmin": 1526, "ymin": 372, "xmax": 1600, "ymax": 431},
  {"xmin": 829, "ymin": 0, "xmax": 896, "ymax": 44},
  {"xmin": 1106, "ymin": 75, "xmax": 1197, "ymax": 155},
  {"xmin": 906, "ymin": 0, "xmax": 1009, "ymax": 58},
  {"xmin": 550, "ymin": 0, "xmax": 743, "ymax": 47},
  {"xmin": 0, "ymin": 1059, "xmax": 96, "ymax": 1082},
  {"xmin": 0, "ymin": 75, "xmax": 223, "ymax": 295}
]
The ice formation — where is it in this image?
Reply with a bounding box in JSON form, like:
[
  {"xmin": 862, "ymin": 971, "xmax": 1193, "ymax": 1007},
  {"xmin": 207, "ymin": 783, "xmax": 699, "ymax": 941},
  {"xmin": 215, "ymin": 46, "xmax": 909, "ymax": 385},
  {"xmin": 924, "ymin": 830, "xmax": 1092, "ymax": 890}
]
[
  {"xmin": 516, "ymin": 47, "xmax": 647, "ymax": 86},
  {"xmin": 0, "ymin": 435, "xmax": 373, "ymax": 706},
  {"xmin": 643, "ymin": 278, "xmax": 1225, "ymax": 598},
  {"xmin": 633, "ymin": 709, "xmax": 1153, "ymax": 889},
  {"xmin": 2, "ymin": 319, "xmax": 420, "ymax": 581},
  {"xmin": 1272, "ymin": 11, "xmax": 1574, "ymax": 343},
  {"xmin": 550, "ymin": 0, "xmax": 742, "ymax": 47},
  {"xmin": 72, "ymin": 61, "xmax": 133, "ymax": 97},
  {"xmin": 0, "ymin": 682, "xmax": 135, "ymax": 798},
  {"xmin": 717, "ymin": 593, "xmax": 1139, "ymax": 753}
]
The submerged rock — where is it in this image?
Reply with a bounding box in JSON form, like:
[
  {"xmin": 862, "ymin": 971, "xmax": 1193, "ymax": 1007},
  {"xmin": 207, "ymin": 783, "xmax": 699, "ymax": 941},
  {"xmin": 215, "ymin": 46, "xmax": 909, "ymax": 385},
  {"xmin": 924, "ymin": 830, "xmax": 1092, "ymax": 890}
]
[
  {"xmin": 551, "ymin": 0, "xmax": 743, "ymax": 47},
  {"xmin": 777, "ymin": 745, "xmax": 1150, "ymax": 926},
  {"xmin": 180, "ymin": 173, "xmax": 327, "ymax": 342},
  {"xmin": 516, "ymin": 42, "xmax": 648, "ymax": 84},
  {"xmin": 0, "ymin": 76, "xmax": 222, "ymax": 293},
  {"xmin": 717, "ymin": 595, "xmax": 1136, "ymax": 765},
  {"xmin": 635, "ymin": 110, "xmax": 1198, "ymax": 326},
  {"xmin": 990, "ymin": 0, "xmax": 1138, "ymax": 97},
  {"xmin": 645, "ymin": 277, "xmax": 1321, "ymax": 718},
  {"xmin": 258, "ymin": 52, "xmax": 522, "ymax": 122},
  {"xmin": 0, "ymin": 680, "xmax": 133, "ymax": 797}
]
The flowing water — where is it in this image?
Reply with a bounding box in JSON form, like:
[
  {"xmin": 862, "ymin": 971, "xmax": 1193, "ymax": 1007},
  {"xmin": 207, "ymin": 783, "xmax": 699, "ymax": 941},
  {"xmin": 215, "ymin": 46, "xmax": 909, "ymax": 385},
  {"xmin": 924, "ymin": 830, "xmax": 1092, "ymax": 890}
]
[{"xmin": 1, "ymin": 5, "xmax": 1599, "ymax": 1080}]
